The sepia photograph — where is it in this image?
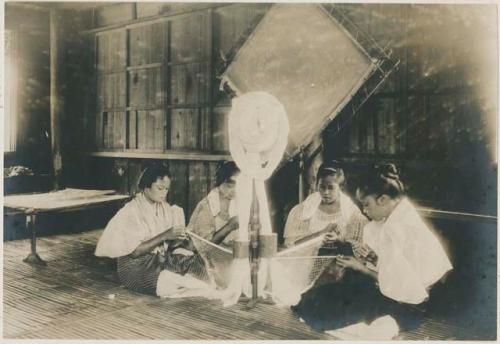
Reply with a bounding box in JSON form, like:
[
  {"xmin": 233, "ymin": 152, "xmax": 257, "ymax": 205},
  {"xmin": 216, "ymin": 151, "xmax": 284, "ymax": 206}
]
[{"xmin": 2, "ymin": 1, "xmax": 498, "ymax": 341}]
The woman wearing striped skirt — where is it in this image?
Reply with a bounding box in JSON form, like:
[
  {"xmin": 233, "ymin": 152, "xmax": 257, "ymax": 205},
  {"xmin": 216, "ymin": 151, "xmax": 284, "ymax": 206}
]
[{"xmin": 95, "ymin": 163, "xmax": 207, "ymax": 295}]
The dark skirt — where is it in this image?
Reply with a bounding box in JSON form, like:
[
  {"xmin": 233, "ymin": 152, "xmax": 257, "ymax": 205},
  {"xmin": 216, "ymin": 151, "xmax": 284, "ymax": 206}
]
[
  {"xmin": 117, "ymin": 251, "xmax": 208, "ymax": 295},
  {"xmin": 292, "ymin": 269, "xmax": 425, "ymax": 332}
]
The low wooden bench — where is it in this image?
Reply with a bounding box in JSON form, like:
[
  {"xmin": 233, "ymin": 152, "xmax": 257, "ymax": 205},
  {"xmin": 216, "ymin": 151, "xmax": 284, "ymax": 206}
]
[{"xmin": 3, "ymin": 188, "xmax": 130, "ymax": 266}]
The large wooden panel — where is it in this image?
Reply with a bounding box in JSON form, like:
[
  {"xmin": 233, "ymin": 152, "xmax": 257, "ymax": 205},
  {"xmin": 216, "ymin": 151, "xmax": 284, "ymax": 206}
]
[
  {"xmin": 137, "ymin": 110, "xmax": 165, "ymax": 150},
  {"xmin": 97, "ymin": 31, "xmax": 126, "ymax": 71},
  {"xmin": 169, "ymin": 12, "xmax": 210, "ymax": 64},
  {"xmin": 170, "ymin": 108, "xmax": 199, "ymax": 150},
  {"xmin": 129, "ymin": 23, "xmax": 165, "ymax": 66},
  {"xmin": 212, "ymin": 106, "xmax": 229, "ymax": 153},
  {"xmin": 97, "ymin": 73, "xmax": 126, "ymax": 110},
  {"xmin": 170, "ymin": 63, "xmax": 210, "ymax": 106},
  {"xmin": 128, "ymin": 67, "xmax": 164, "ymax": 108}
]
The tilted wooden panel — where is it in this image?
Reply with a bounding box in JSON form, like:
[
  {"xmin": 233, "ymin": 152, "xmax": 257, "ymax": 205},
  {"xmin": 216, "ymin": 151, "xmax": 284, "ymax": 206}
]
[
  {"xmin": 137, "ymin": 110, "xmax": 165, "ymax": 151},
  {"xmin": 129, "ymin": 23, "xmax": 165, "ymax": 66},
  {"xmin": 169, "ymin": 12, "xmax": 210, "ymax": 64},
  {"xmin": 170, "ymin": 108, "xmax": 199, "ymax": 150},
  {"xmin": 128, "ymin": 67, "xmax": 164, "ymax": 108},
  {"xmin": 223, "ymin": 4, "xmax": 376, "ymax": 160},
  {"xmin": 170, "ymin": 63, "xmax": 210, "ymax": 106}
]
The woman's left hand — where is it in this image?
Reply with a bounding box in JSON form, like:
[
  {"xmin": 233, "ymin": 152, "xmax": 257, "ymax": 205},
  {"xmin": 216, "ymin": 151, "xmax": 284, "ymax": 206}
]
[{"xmin": 336, "ymin": 256, "xmax": 366, "ymax": 272}]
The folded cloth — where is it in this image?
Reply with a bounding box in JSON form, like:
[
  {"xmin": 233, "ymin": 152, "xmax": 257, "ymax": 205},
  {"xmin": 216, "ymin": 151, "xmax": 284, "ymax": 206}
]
[
  {"xmin": 325, "ymin": 315, "xmax": 399, "ymax": 340},
  {"xmin": 156, "ymin": 270, "xmax": 220, "ymax": 299}
]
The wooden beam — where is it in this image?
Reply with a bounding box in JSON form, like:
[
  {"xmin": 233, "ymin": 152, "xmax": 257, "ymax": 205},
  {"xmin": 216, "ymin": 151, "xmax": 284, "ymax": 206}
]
[
  {"xmin": 81, "ymin": 4, "xmax": 232, "ymax": 35},
  {"xmin": 418, "ymin": 208, "xmax": 497, "ymax": 225},
  {"xmin": 6, "ymin": 2, "xmax": 50, "ymax": 12},
  {"xmin": 87, "ymin": 150, "xmax": 231, "ymax": 162},
  {"xmin": 50, "ymin": 9, "xmax": 63, "ymax": 190}
]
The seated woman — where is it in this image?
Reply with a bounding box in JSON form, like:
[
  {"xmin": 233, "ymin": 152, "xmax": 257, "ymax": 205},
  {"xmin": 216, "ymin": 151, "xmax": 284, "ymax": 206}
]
[
  {"xmin": 95, "ymin": 163, "xmax": 206, "ymax": 295},
  {"xmin": 292, "ymin": 164, "xmax": 453, "ymax": 333},
  {"xmin": 187, "ymin": 161, "xmax": 240, "ymax": 247},
  {"xmin": 283, "ymin": 160, "xmax": 368, "ymax": 250}
]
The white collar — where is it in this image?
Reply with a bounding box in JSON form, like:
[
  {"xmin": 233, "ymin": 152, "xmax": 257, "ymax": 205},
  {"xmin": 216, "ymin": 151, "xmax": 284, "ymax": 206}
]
[
  {"xmin": 207, "ymin": 187, "xmax": 237, "ymax": 217},
  {"xmin": 300, "ymin": 191, "xmax": 357, "ymax": 221}
]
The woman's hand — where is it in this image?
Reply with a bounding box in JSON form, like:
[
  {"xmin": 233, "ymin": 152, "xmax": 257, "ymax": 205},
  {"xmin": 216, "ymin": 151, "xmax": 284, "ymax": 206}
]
[
  {"xmin": 163, "ymin": 226, "xmax": 187, "ymax": 241},
  {"xmin": 351, "ymin": 242, "xmax": 371, "ymax": 257},
  {"xmin": 336, "ymin": 256, "xmax": 366, "ymax": 272},
  {"xmin": 323, "ymin": 223, "xmax": 340, "ymax": 242},
  {"xmin": 336, "ymin": 255, "xmax": 378, "ymax": 281},
  {"xmin": 351, "ymin": 241, "xmax": 378, "ymax": 264}
]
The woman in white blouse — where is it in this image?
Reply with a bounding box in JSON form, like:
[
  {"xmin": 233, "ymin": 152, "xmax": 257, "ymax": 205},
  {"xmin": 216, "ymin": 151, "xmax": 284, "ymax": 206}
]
[{"xmin": 292, "ymin": 164, "xmax": 452, "ymax": 333}]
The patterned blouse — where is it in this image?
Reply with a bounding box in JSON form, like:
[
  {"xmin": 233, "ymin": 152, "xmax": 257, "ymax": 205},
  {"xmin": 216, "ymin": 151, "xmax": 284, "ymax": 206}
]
[
  {"xmin": 187, "ymin": 188, "xmax": 238, "ymax": 247},
  {"xmin": 283, "ymin": 192, "xmax": 368, "ymax": 248}
]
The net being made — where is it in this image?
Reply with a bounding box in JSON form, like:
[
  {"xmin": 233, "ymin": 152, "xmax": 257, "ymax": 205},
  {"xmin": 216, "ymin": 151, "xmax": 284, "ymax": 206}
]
[
  {"xmin": 188, "ymin": 231, "xmax": 234, "ymax": 289},
  {"xmin": 270, "ymin": 235, "xmax": 336, "ymax": 305},
  {"xmin": 188, "ymin": 230, "xmax": 336, "ymax": 306}
]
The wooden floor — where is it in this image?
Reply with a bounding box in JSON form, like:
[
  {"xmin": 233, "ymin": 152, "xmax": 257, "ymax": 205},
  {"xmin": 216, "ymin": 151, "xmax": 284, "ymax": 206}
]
[{"xmin": 2, "ymin": 229, "xmax": 485, "ymax": 340}]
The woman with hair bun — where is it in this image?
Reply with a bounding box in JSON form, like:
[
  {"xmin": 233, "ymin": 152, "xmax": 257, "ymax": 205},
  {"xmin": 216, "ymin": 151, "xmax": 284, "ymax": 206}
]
[
  {"xmin": 283, "ymin": 160, "xmax": 368, "ymax": 248},
  {"xmin": 187, "ymin": 160, "xmax": 241, "ymax": 247},
  {"xmin": 292, "ymin": 163, "xmax": 453, "ymax": 335},
  {"xmin": 95, "ymin": 162, "xmax": 207, "ymax": 296},
  {"xmin": 352, "ymin": 163, "xmax": 452, "ymax": 304}
]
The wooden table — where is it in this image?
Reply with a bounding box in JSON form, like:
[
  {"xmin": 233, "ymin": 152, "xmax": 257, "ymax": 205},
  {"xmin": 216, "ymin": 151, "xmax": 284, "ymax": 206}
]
[{"xmin": 4, "ymin": 188, "xmax": 130, "ymax": 266}]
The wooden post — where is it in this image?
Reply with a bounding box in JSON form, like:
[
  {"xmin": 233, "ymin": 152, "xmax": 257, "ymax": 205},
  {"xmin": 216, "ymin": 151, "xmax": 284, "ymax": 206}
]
[
  {"xmin": 248, "ymin": 179, "xmax": 261, "ymax": 308},
  {"xmin": 50, "ymin": 9, "xmax": 63, "ymax": 190},
  {"xmin": 22, "ymin": 212, "xmax": 46, "ymax": 266}
]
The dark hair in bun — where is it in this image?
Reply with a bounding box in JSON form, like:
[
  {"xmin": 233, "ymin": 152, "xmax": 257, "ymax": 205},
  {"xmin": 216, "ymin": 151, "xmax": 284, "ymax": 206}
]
[
  {"xmin": 138, "ymin": 162, "xmax": 170, "ymax": 190},
  {"xmin": 215, "ymin": 160, "xmax": 240, "ymax": 187},
  {"xmin": 357, "ymin": 163, "xmax": 405, "ymax": 199},
  {"xmin": 316, "ymin": 160, "xmax": 345, "ymax": 186}
]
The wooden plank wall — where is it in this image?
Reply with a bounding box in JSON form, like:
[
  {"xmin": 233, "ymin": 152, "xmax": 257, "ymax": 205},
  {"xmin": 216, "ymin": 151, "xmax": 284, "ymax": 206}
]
[
  {"xmin": 91, "ymin": 4, "xmax": 270, "ymax": 154},
  {"xmin": 84, "ymin": 4, "xmax": 271, "ymax": 219},
  {"xmin": 324, "ymin": 4, "xmax": 497, "ymax": 215}
]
